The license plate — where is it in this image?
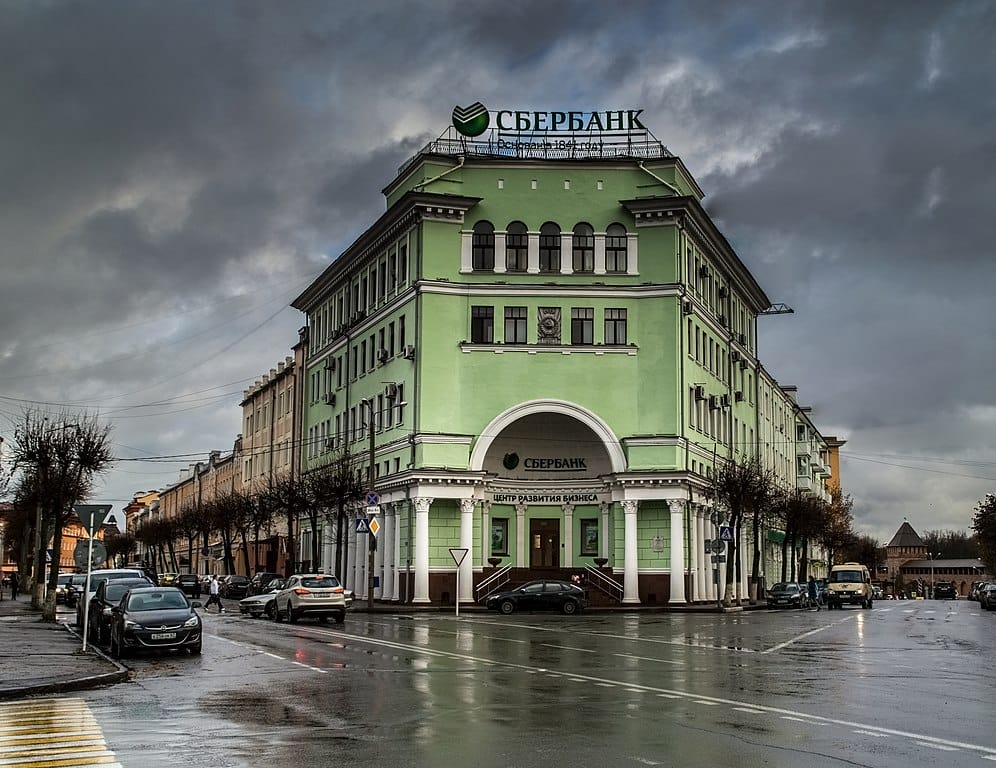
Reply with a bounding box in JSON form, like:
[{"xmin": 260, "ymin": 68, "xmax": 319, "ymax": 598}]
[
  {"xmin": 313, "ymin": 592, "xmax": 330, "ymax": 597},
  {"xmin": 151, "ymin": 632, "xmax": 176, "ymax": 640}
]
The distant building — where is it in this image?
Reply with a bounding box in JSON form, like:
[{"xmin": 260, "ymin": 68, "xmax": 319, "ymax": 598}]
[{"xmin": 883, "ymin": 521, "xmax": 989, "ymax": 597}]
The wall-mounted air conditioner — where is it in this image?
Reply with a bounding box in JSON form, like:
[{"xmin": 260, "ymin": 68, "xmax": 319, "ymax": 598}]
[
  {"xmin": 719, "ymin": 394, "xmax": 730, "ymax": 408},
  {"xmin": 708, "ymin": 395, "xmax": 720, "ymax": 410},
  {"xmin": 718, "ymin": 286, "xmax": 728, "ymax": 299},
  {"xmin": 731, "ymin": 350, "xmax": 741, "ymax": 363},
  {"xmin": 323, "ymin": 392, "xmax": 336, "ymax": 406},
  {"xmin": 682, "ymin": 300, "xmax": 693, "ymax": 315},
  {"xmin": 694, "ymin": 385, "xmax": 706, "ymax": 401},
  {"xmin": 734, "ymin": 391, "xmax": 744, "ymax": 402},
  {"xmin": 402, "ymin": 344, "xmax": 416, "ymax": 360},
  {"xmin": 698, "ymin": 265, "xmax": 710, "ymax": 278},
  {"xmin": 385, "ymin": 383, "xmax": 399, "ymax": 398},
  {"xmin": 377, "ymin": 348, "xmax": 390, "ymax": 364}
]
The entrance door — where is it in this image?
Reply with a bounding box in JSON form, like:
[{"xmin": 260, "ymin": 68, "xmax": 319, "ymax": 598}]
[{"xmin": 529, "ymin": 519, "xmax": 560, "ymax": 568}]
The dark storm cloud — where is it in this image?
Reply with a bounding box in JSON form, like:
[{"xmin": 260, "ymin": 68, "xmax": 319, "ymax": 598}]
[{"xmin": 0, "ymin": 0, "xmax": 992, "ymax": 537}]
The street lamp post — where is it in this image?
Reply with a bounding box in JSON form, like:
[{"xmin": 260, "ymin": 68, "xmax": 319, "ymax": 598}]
[
  {"xmin": 927, "ymin": 551, "xmax": 941, "ymax": 599},
  {"xmin": 363, "ymin": 398, "xmax": 376, "ymax": 613}
]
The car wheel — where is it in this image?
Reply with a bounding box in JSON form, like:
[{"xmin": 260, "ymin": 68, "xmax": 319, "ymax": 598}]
[
  {"xmin": 499, "ymin": 599, "xmax": 515, "ymax": 615},
  {"xmin": 561, "ymin": 599, "xmax": 578, "ymax": 615},
  {"xmin": 287, "ymin": 603, "xmax": 298, "ymax": 624},
  {"xmin": 334, "ymin": 612, "xmax": 345, "ymax": 625},
  {"xmin": 264, "ymin": 603, "xmax": 275, "ymax": 619},
  {"xmin": 189, "ymin": 642, "xmax": 202, "ymax": 655},
  {"xmin": 273, "ymin": 603, "xmax": 283, "ymax": 622}
]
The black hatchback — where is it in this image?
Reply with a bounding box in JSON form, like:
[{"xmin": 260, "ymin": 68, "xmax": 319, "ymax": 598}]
[
  {"xmin": 486, "ymin": 580, "xmax": 588, "ymax": 615},
  {"xmin": 174, "ymin": 574, "xmax": 201, "ymax": 598}
]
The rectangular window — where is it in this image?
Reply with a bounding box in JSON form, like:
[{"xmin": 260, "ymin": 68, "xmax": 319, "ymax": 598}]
[
  {"xmin": 399, "ymin": 314, "xmax": 406, "ymax": 349},
  {"xmin": 471, "ymin": 306, "xmax": 494, "ymax": 343},
  {"xmin": 504, "ymin": 306, "xmax": 527, "ymax": 344},
  {"xmin": 604, "ymin": 308, "xmax": 627, "ymax": 345},
  {"xmin": 395, "ymin": 383, "xmax": 405, "ymax": 423},
  {"xmin": 398, "ymin": 244, "xmax": 408, "ymax": 286},
  {"xmin": 360, "ymin": 340, "xmax": 366, "ymax": 374},
  {"xmin": 491, "ymin": 518, "xmax": 509, "ymax": 556},
  {"xmin": 389, "ymin": 322, "xmax": 396, "ymax": 356},
  {"xmin": 571, "ymin": 307, "xmax": 594, "ymax": 345},
  {"xmin": 580, "ymin": 519, "xmax": 599, "ymax": 556},
  {"xmin": 369, "ymin": 334, "xmax": 375, "ymax": 370}
]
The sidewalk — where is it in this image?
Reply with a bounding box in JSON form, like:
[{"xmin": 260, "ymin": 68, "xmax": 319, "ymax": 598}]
[{"xmin": 0, "ymin": 594, "xmax": 127, "ymax": 700}]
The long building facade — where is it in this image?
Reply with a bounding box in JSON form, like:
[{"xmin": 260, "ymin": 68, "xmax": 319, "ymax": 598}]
[{"xmin": 290, "ymin": 108, "xmax": 837, "ymax": 605}]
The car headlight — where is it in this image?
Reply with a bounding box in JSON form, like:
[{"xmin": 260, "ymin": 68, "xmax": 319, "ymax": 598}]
[
  {"xmin": 124, "ymin": 619, "xmax": 140, "ymax": 630},
  {"xmin": 183, "ymin": 615, "xmax": 200, "ymax": 628}
]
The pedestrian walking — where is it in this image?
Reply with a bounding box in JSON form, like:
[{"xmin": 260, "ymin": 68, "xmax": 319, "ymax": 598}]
[
  {"xmin": 807, "ymin": 576, "xmax": 820, "ymax": 611},
  {"xmin": 204, "ymin": 575, "xmax": 224, "ymax": 612},
  {"xmin": 10, "ymin": 572, "xmax": 19, "ymax": 601}
]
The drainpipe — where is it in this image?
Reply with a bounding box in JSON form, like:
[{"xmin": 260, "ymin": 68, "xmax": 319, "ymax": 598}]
[{"xmin": 414, "ymin": 157, "xmax": 465, "ymax": 192}]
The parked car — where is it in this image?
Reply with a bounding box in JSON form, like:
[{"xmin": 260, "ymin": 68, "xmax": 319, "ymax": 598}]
[
  {"xmin": 159, "ymin": 573, "xmax": 179, "ymax": 586},
  {"xmin": 221, "ymin": 575, "xmax": 251, "ymax": 599},
  {"xmin": 55, "ymin": 573, "xmax": 77, "ymax": 604},
  {"xmin": 933, "ymin": 581, "xmax": 957, "ymax": 600},
  {"xmin": 74, "ymin": 568, "xmax": 149, "ymax": 627},
  {"xmin": 248, "ymin": 572, "xmax": 283, "ymax": 596},
  {"xmin": 239, "ymin": 578, "xmax": 286, "ymax": 618},
  {"xmin": 64, "ymin": 574, "xmax": 88, "ymax": 608},
  {"xmin": 980, "ymin": 583, "xmax": 996, "ymax": 611},
  {"xmin": 766, "ymin": 582, "xmax": 805, "ymax": 608},
  {"xmin": 486, "ymin": 579, "xmax": 588, "ymax": 615},
  {"xmin": 87, "ymin": 577, "xmax": 155, "ymax": 646},
  {"xmin": 872, "ymin": 585, "xmax": 884, "ymax": 600},
  {"xmin": 273, "ymin": 574, "xmax": 347, "ymax": 624},
  {"xmin": 109, "ymin": 586, "xmax": 202, "ymax": 658},
  {"xmin": 173, "ymin": 574, "xmax": 201, "ymax": 599}
]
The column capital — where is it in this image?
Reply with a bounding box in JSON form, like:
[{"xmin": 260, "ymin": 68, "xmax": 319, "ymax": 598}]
[
  {"xmin": 515, "ymin": 503, "xmax": 528, "ymax": 516},
  {"xmin": 414, "ymin": 497, "xmax": 433, "ymax": 514},
  {"xmin": 459, "ymin": 497, "xmax": 476, "ymax": 514},
  {"xmin": 622, "ymin": 499, "xmax": 639, "ymax": 515},
  {"xmin": 562, "ymin": 502, "xmax": 575, "ymax": 516},
  {"xmin": 667, "ymin": 499, "xmax": 686, "ymax": 514}
]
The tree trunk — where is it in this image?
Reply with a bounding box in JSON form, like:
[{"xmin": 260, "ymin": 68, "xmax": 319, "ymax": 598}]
[{"xmin": 780, "ymin": 536, "xmax": 789, "ymax": 582}]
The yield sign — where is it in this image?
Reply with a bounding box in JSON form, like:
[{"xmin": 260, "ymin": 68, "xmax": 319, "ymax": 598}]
[
  {"xmin": 449, "ymin": 547, "xmax": 469, "ymax": 567},
  {"xmin": 74, "ymin": 504, "xmax": 112, "ymax": 537}
]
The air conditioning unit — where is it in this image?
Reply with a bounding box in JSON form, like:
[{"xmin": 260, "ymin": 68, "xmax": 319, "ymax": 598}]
[
  {"xmin": 718, "ymin": 286, "xmax": 728, "ymax": 299},
  {"xmin": 731, "ymin": 350, "xmax": 741, "ymax": 363},
  {"xmin": 323, "ymin": 393, "xmax": 336, "ymax": 406},
  {"xmin": 402, "ymin": 344, "xmax": 416, "ymax": 360},
  {"xmin": 377, "ymin": 348, "xmax": 390, "ymax": 364},
  {"xmin": 325, "ymin": 358, "xmax": 336, "ymax": 371},
  {"xmin": 738, "ymin": 332, "xmax": 747, "ymax": 345},
  {"xmin": 719, "ymin": 394, "xmax": 730, "ymax": 408},
  {"xmin": 698, "ymin": 265, "xmax": 710, "ymax": 278},
  {"xmin": 718, "ymin": 314, "xmax": 727, "ymax": 326},
  {"xmin": 682, "ymin": 300, "xmax": 693, "ymax": 315},
  {"xmin": 734, "ymin": 390, "xmax": 744, "ymax": 402},
  {"xmin": 708, "ymin": 395, "xmax": 720, "ymax": 410},
  {"xmin": 740, "ymin": 359, "xmax": 748, "ymax": 370},
  {"xmin": 694, "ymin": 385, "xmax": 706, "ymax": 401},
  {"xmin": 385, "ymin": 383, "xmax": 399, "ymax": 398}
]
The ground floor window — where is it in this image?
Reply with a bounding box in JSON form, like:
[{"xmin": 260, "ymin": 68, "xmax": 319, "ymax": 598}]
[
  {"xmin": 580, "ymin": 518, "xmax": 599, "ymax": 555},
  {"xmin": 491, "ymin": 518, "xmax": 509, "ymax": 556}
]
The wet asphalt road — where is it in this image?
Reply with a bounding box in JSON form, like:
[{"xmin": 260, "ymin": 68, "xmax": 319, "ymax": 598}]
[{"xmin": 64, "ymin": 599, "xmax": 995, "ymax": 768}]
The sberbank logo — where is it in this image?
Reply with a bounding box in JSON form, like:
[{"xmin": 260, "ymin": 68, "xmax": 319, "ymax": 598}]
[{"xmin": 452, "ymin": 102, "xmax": 490, "ymax": 137}]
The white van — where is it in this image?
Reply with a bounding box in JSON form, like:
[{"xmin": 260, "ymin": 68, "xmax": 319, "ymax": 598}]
[
  {"xmin": 73, "ymin": 568, "xmax": 149, "ymax": 626},
  {"xmin": 825, "ymin": 563, "xmax": 873, "ymax": 609}
]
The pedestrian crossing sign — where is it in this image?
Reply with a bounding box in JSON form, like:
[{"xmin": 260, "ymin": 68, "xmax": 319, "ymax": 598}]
[
  {"xmin": 719, "ymin": 525, "xmax": 734, "ymax": 542},
  {"xmin": 355, "ymin": 518, "xmax": 370, "ymax": 533}
]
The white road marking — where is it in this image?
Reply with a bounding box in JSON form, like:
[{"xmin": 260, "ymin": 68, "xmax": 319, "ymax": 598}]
[
  {"xmin": 761, "ymin": 617, "xmax": 854, "ymax": 654},
  {"xmin": 542, "ymin": 643, "xmax": 597, "ymax": 653},
  {"xmin": 854, "ymin": 729, "xmax": 888, "ymax": 737},
  {"xmin": 614, "ymin": 653, "xmax": 683, "ymax": 665},
  {"xmin": 781, "ymin": 716, "xmax": 808, "ymax": 722},
  {"xmin": 733, "ymin": 707, "xmax": 764, "ymax": 714}
]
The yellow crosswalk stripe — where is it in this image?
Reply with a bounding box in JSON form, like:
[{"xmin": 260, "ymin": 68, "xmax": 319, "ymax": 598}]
[{"xmin": 0, "ymin": 698, "xmax": 120, "ymax": 768}]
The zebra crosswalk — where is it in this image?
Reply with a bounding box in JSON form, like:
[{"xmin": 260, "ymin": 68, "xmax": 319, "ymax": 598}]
[{"xmin": 0, "ymin": 697, "xmax": 121, "ymax": 767}]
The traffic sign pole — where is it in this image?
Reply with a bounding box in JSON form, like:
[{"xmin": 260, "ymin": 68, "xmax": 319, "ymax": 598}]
[{"xmin": 81, "ymin": 534, "xmax": 94, "ymax": 652}]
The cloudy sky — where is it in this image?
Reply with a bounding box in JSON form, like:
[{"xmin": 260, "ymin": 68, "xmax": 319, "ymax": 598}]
[{"xmin": 1, "ymin": 0, "xmax": 993, "ymax": 547}]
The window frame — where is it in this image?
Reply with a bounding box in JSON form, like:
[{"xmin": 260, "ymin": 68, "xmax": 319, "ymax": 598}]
[
  {"xmin": 504, "ymin": 306, "xmax": 528, "ymax": 344},
  {"xmin": 570, "ymin": 307, "xmax": 594, "ymax": 345},
  {"xmin": 539, "ymin": 222, "xmax": 561, "ymax": 273},
  {"xmin": 572, "ymin": 223, "xmax": 595, "ymax": 273},
  {"xmin": 605, "ymin": 223, "xmax": 628, "ymax": 272},
  {"xmin": 471, "ymin": 306, "xmax": 495, "ymax": 344},
  {"xmin": 491, "ymin": 518, "xmax": 509, "ymax": 556},
  {"xmin": 472, "ymin": 221, "xmax": 496, "ymax": 271},
  {"xmin": 505, "ymin": 221, "xmax": 528, "ymax": 272}
]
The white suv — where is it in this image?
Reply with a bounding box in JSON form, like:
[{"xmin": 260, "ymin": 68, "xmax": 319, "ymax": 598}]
[
  {"xmin": 273, "ymin": 574, "xmax": 346, "ymax": 624},
  {"xmin": 74, "ymin": 568, "xmax": 149, "ymax": 627}
]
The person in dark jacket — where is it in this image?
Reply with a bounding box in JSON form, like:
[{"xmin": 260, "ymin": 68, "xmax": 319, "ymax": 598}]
[
  {"xmin": 10, "ymin": 572, "xmax": 20, "ymax": 600},
  {"xmin": 807, "ymin": 576, "xmax": 820, "ymax": 611}
]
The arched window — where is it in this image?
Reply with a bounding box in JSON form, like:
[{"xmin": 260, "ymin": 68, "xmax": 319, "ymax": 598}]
[
  {"xmin": 539, "ymin": 222, "xmax": 561, "ymax": 272},
  {"xmin": 572, "ymin": 223, "xmax": 594, "ymax": 272},
  {"xmin": 505, "ymin": 221, "xmax": 528, "ymax": 272},
  {"xmin": 605, "ymin": 223, "xmax": 628, "ymax": 272},
  {"xmin": 472, "ymin": 221, "xmax": 495, "ymax": 270}
]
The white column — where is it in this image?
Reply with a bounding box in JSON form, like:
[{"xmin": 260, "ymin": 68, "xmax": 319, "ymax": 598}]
[
  {"xmin": 696, "ymin": 508, "xmax": 708, "ymax": 601},
  {"xmin": 739, "ymin": 525, "xmax": 749, "ymax": 601},
  {"xmin": 413, "ymin": 497, "xmax": 432, "ymax": 604},
  {"xmin": 459, "ymin": 498, "xmax": 474, "ymax": 604},
  {"xmin": 460, "ymin": 230, "xmax": 472, "ymax": 272},
  {"xmin": 392, "ymin": 503, "xmax": 403, "ymax": 602},
  {"xmin": 383, "ymin": 504, "xmax": 396, "ymax": 602},
  {"xmin": 516, "ymin": 504, "xmax": 528, "ymax": 566},
  {"xmin": 373, "ymin": 509, "xmax": 385, "ymax": 600},
  {"xmin": 345, "ymin": 514, "xmax": 357, "ymax": 593},
  {"xmin": 622, "ymin": 500, "xmax": 640, "ymax": 604},
  {"xmin": 594, "ymin": 232, "xmax": 606, "ymax": 274},
  {"xmin": 626, "ymin": 233, "xmax": 639, "ymax": 275},
  {"xmin": 668, "ymin": 499, "xmax": 687, "ymax": 605},
  {"xmin": 356, "ymin": 524, "xmax": 368, "ymax": 600},
  {"xmin": 526, "ymin": 231, "xmax": 540, "ymax": 274},
  {"xmin": 600, "ymin": 502, "xmax": 611, "ymax": 560},
  {"xmin": 559, "ymin": 233, "xmax": 573, "ymax": 275},
  {"xmin": 688, "ymin": 503, "xmax": 699, "ymax": 603},
  {"xmin": 494, "ymin": 232, "xmax": 507, "ymax": 273},
  {"xmin": 562, "ymin": 503, "xmax": 574, "ymax": 568}
]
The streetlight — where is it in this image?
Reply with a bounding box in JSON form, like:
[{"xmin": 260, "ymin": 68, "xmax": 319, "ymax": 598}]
[{"xmin": 927, "ymin": 551, "xmax": 941, "ymax": 599}]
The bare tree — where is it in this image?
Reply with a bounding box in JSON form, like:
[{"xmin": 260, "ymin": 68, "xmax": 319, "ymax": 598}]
[
  {"xmin": 972, "ymin": 494, "xmax": 996, "ymax": 574},
  {"xmin": 819, "ymin": 486, "xmax": 856, "ymax": 570},
  {"xmin": 103, "ymin": 530, "xmax": 137, "ymax": 568},
  {"xmin": 308, "ymin": 450, "xmax": 364, "ymax": 579},
  {"xmin": 258, "ymin": 476, "xmax": 307, "ymax": 576},
  {"xmin": 7, "ymin": 410, "xmax": 113, "ymax": 621}
]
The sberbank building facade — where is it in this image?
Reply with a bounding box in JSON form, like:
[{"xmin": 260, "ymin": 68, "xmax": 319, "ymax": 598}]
[{"xmin": 292, "ymin": 104, "xmax": 835, "ymax": 607}]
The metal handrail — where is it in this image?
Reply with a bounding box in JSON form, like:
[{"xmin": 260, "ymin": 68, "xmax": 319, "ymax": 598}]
[
  {"xmin": 583, "ymin": 565, "xmax": 624, "ymax": 602},
  {"xmin": 475, "ymin": 564, "xmax": 512, "ymax": 603}
]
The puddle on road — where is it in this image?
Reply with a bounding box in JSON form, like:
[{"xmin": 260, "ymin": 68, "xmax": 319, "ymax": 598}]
[{"xmin": 200, "ymin": 691, "xmax": 327, "ymax": 728}]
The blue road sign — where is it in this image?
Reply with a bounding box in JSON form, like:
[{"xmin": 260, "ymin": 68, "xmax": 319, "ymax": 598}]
[
  {"xmin": 719, "ymin": 525, "xmax": 734, "ymax": 542},
  {"xmin": 355, "ymin": 518, "xmax": 370, "ymax": 533},
  {"xmin": 365, "ymin": 492, "xmax": 380, "ymax": 506}
]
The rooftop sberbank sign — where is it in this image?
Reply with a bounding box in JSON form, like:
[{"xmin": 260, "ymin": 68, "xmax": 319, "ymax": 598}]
[{"xmin": 452, "ymin": 102, "xmax": 647, "ymax": 138}]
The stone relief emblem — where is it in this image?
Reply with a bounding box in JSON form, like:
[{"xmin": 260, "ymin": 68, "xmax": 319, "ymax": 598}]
[{"xmin": 537, "ymin": 307, "xmax": 561, "ymax": 344}]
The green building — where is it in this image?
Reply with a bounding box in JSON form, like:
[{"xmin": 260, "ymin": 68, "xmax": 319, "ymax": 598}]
[{"xmin": 291, "ymin": 109, "xmax": 822, "ymax": 606}]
